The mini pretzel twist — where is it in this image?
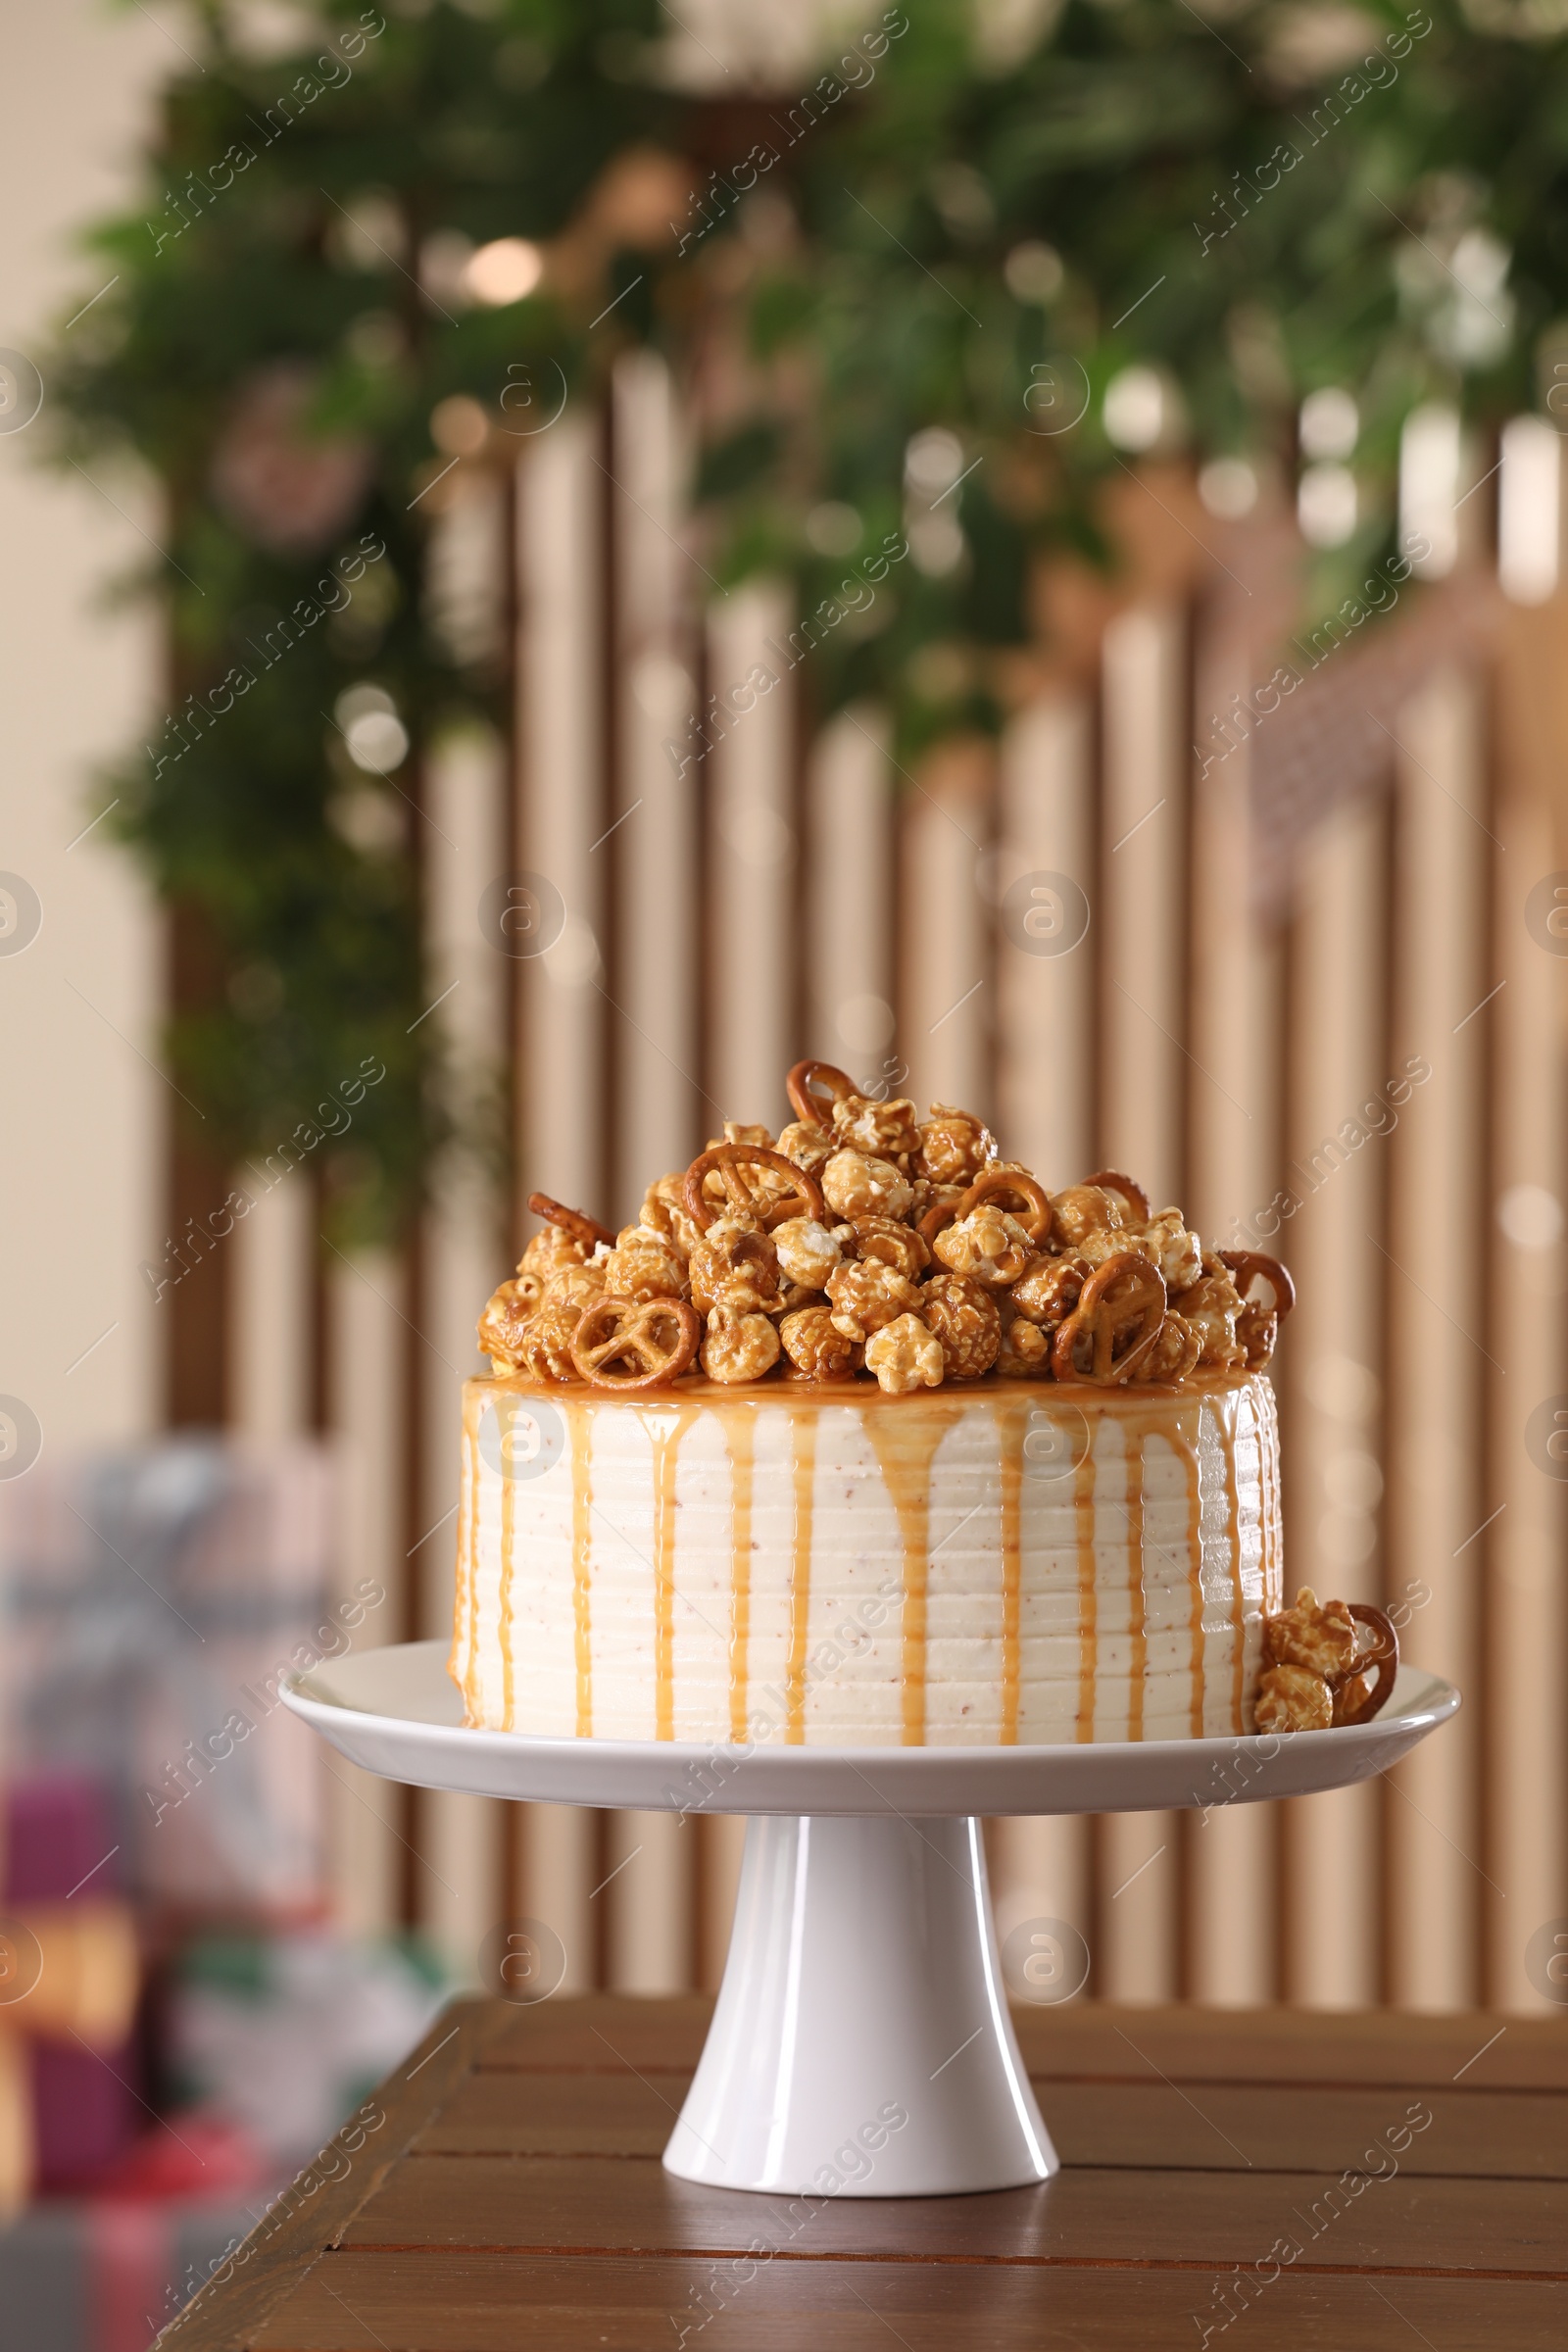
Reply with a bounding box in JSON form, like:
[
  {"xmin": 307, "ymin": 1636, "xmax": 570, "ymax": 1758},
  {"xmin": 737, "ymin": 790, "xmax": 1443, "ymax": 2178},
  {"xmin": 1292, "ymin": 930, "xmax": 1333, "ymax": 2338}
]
[
  {"xmin": 1050, "ymin": 1250, "xmax": 1167, "ymax": 1385},
  {"xmin": 953, "ymin": 1167, "xmax": 1053, "ymax": 1244},
  {"xmin": 527, "ymin": 1190, "xmax": 616, "ymax": 1252},
  {"xmin": 569, "ymin": 1297, "xmax": 701, "ymax": 1390},
  {"xmin": 1080, "ymin": 1169, "xmax": 1151, "ymax": 1224},
  {"xmin": 785, "ymin": 1058, "xmax": 858, "ymax": 1129},
  {"xmin": 1216, "ymin": 1250, "xmax": 1297, "ymax": 1321},
  {"xmin": 683, "ymin": 1145, "xmax": 825, "ymax": 1235},
  {"xmin": 1336, "ymin": 1602, "xmax": 1399, "ymax": 1726}
]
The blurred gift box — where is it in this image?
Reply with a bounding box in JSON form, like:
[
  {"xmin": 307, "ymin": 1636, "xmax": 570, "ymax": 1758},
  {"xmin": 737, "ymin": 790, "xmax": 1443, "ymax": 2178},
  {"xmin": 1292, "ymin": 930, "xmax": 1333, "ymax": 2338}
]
[{"xmin": 0, "ymin": 1438, "xmax": 346, "ymax": 1919}]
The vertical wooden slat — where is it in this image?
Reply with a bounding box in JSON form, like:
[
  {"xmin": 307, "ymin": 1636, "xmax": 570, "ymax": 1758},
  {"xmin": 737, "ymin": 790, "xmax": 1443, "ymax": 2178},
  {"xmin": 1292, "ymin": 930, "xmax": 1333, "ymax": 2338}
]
[
  {"xmin": 1385, "ymin": 670, "xmax": 1490, "ymax": 2011},
  {"xmin": 1185, "ymin": 627, "xmax": 1282, "ymax": 2005},
  {"xmin": 996, "ymin": 693, "xmax": 1095, "ymax": 1186},
  {"xmin": 990, "ymin": 690, "xmax": 1096, "ymax": 1959},
  {"xmin": 610, "ymin": 349, "xmax": 703, "ymax": 1219},
  {"xmin": 229, "ymin": 1172, "xmax": 312, "ymax": 1441},
  {"xmin": 709, "ymin": 579, "xmax": 797, "ymax": 1125},
  {"xmin": 1278, "ymin": 796, "xmax": 1390, "ymax": 2007},
  {"xmin": 807, "ymin": 706, "xmax": 896, "ymax": 1080},
  {"xmin": 414, "ymin": 721, "xmax": 509, "ymax": 1986},
  {"xmin": 325, "ymin": 1249, "xmax": 406, "ymax": 1938},
  {"xmin": 901, "ymin": 739, "xmax": 993, "ymax": 1115},
  {"xmin": 1486, "ymin": 781, "xmax": 1568, "ymax": 2007},
  {"xmin": 1097, "ymin": 603, "xmax": 1187, "ymax": 2001},
  {"xmin": 515, "ymin": 414, "xmax": 608, "ymax": 1975}
]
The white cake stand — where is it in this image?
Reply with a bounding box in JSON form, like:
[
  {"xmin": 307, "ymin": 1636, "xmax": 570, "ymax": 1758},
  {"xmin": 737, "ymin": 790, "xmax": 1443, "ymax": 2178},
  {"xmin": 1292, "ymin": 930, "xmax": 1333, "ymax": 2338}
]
[{"xmin": 282, "ymin": 1642, "xmax": 1458, "ymax": 2200}]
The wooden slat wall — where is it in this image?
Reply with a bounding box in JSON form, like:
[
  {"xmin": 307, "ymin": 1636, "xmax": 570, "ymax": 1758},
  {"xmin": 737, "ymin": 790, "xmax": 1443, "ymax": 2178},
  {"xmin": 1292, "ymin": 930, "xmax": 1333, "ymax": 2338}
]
[{"xmin": 219, "ymin": 403, "xmax": 1568, "ymax": 2017}]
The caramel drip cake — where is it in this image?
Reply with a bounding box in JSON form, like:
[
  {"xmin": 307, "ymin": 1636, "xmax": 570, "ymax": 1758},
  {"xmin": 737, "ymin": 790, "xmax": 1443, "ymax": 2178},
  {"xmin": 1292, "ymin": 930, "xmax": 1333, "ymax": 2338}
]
[{"xmin": 453, "ymin": 1060, "xmax": 1396, "ymax": 1746}]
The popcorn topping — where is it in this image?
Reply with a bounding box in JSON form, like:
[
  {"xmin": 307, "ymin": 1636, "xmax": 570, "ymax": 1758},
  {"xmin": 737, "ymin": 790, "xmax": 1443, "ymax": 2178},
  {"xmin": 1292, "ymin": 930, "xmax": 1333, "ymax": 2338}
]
[{"xmin": 479, "ymin": 1056, "xmax": 1296, "ymax": 1397}]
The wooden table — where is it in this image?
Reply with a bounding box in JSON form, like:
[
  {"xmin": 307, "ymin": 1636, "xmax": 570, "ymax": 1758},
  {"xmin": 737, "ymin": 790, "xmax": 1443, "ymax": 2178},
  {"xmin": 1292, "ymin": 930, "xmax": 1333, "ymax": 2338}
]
[{"xmin": 162, "ymin": 1994, "xmax": 1568, "ymax": 2349}]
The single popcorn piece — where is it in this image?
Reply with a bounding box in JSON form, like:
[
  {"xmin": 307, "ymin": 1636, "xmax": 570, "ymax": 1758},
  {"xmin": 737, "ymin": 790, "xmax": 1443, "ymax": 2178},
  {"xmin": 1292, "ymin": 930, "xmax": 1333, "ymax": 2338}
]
[
  {"xmin": 914, "ymin": 1103, "xmax": 993, "ymax": 1187},
  {"xmin": 701, "ymin": 1304, "xmax": 781, "ymax": 1384},
  {"xmin": 851, "ymin": 1216, "xmax": 930, "ymax": 1279},
  {"xmin": 541, "ymin": 1262, "xmax": 607, "ymax": 1313},
  {"xmin": 477, "ymin": 1276, "xmax": 540, "ymax": 1370},
  {"xmin": 920, "ymin": 1272, "xmax": 1001, "ymax": 1380},
  {"xmin": 831, "ymin": 1093, "xmax": 919, "ymax": 1158},
  {"xmin": 1009, "ymin": 1254, "xmax": 1089, "ymax": 1329},
  {"xmin": 1265, "ymin": 1586, "xmax": 1358, "ymax": 1679},
  {"xmin": 772, "ymin": 1215, "xmax": 843, "ymax": 1290},
  {"xmin": 688, "ymin": 1217, "xmax": 780, "ymax": 1314},
  {"xmin": 1136, "ymin": 1207, "xmax": 1203, "ymax": 1294},
  {"xmin": 514, "ymin": 1295, "xmax": 584, "ymax": 1383},
  {"xmin": 821, "ymin": 1148, "xmax": 914, "ymax": 1222},
  {"xmin": 519, "ymin": 1222, "xmax": 588, "ymax": 1281},
  {"xmin": 1051, "ymin": 1183, "xmax": 1132, "ymax": 1251},
  {"xmin": 710, "ymin": 1121, "xmax": 775, "ymax": 1151},
  {"xmin": 780, "ymin": 1304, "xmax": 860, "ymax": 1380},
  {"xmin": 865, "ymin": 1312, "xmax": 946, "ymax": 1395},
  {"xmin": 777, "ymin": 1118, "xmax": 835, "ymax": 1176},
  {"xmin": 933, "ymin": 1203, "xmax": 1037, "ymax": 1287},
  {"xmin": 1254, "ymin": 1663, "xmax": 1334, "ymax": 1734},
  {"xmin": 1146, "ymin": 1309, "xmax": 1201, "ymax": 1383},
  {"xmin": 640, "ymin": 1172, "xmax": 704, "ymax": 1259},
  {"xmin": 1237, "ymin": 1298, "xmax": 1279, "ymax": 1368},
  {"xmin": 824, "ymin": 1258, "xmax": 923, "ymax": 1341},
  {"xmin": 996, "ymin": 1313, "xmax": 1052, "ymax": 1376},
  {"xmin": 602, "ymin": 1223, "xmax": 687, "ymax": 1302},
  {"xmin": 1174, "ymin": 1255, "xmax": 1247, "ymax": 1369}
]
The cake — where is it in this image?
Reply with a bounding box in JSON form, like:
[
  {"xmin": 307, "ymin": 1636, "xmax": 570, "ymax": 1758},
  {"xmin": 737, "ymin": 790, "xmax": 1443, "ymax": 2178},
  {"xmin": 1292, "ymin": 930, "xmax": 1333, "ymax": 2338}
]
[{"xmin": 452, "ymin": 1060, "xmax": 1396, "ymax": 1745}]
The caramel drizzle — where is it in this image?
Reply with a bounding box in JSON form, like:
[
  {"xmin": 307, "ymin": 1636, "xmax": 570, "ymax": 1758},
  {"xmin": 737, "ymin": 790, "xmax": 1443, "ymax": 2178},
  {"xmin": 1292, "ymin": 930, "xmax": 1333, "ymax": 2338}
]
[
  {"xmin": 642, "ymin": 1403, "xmax": 702, "ymax": 1742},
  {"xmin": 992, "ymin": 1398, "xmax": 1034, "ymax": 1746},
  {"xmin": 785, "ymin": 1409, "xmax": 817, "ymax": 1742},
  {"xmin": 1165, "ymin": 1408, "xmax": 1205, "ymax": 1739},
  {"xmin": 1221, "ymin": 1384, "xmax": 1246, "ymax": 1732},
  {"xmin": 499, "ymin": 1401, "xmax": 517, "ymax": 1732},
  {"xmin": 724, "ymin": 1409, "xmax": 756, "ymax": 1743},
  {"xmin": 568, "ymin": 1399, "xmax": 595, "ymax": 1739},
  {"xmin": 1124, "ymin": 1430, "xmax": 1148, "ymax": 1740},
  {"xmin": 1072, "ymin": 1438, "xmax": 1099, "ymax": 1743},
  {"xmin": 861, "ymin": 1401, "xmax": 963, "ymax": 1746}
]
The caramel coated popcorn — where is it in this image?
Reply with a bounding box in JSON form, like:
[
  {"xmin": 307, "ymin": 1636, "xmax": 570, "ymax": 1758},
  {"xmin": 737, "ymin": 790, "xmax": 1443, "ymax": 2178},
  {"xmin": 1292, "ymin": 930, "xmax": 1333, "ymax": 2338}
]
[
  {"xmin": 478, "ymin": 1058, "xmax": 1297, "ymax": 1406},
  {"xmin": 1256, "ymin": 1588, "xmax": 1399, "ymax": 1732}
]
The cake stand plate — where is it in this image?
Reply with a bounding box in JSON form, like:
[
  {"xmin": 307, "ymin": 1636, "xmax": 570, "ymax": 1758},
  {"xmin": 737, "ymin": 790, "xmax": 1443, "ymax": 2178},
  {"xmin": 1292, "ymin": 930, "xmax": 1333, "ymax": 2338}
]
[{"xmin": 283, "ymin": 1643, "xmax": 1458, "ymax": 2200}]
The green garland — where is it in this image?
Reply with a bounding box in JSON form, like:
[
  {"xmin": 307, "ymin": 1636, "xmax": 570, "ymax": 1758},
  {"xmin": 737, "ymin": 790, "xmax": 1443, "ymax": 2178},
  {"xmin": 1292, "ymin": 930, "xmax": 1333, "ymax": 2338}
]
[{"xmin": 46, "ymin": 0, "xmax": 1568, "ymax": 1232}]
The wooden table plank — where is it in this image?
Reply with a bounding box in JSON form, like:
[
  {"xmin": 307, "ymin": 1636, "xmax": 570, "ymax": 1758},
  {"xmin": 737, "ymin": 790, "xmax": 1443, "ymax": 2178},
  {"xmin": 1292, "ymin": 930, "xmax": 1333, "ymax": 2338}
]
[
  {"xmin": 339, "ymin": 2151, "xmax": 1568, "ymax": 2277},
  {"xmin": 250, "ymin": 2249, "xmax": 1568, "ymax": 2352},
  {"xmin": 419, "ymin": 2067, "xmax": 1568, "ymax": 2180},
  {"xmin": 158, "ymin": 1995, "xmax": 1568, "ymax": 2352}
]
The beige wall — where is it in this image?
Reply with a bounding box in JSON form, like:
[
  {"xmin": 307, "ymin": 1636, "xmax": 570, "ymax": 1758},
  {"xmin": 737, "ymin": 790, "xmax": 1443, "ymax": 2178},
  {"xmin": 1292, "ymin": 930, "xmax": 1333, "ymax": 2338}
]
[{"xmin": 0, "ymin": 2, "xmax": 170, "ymax": 1451}]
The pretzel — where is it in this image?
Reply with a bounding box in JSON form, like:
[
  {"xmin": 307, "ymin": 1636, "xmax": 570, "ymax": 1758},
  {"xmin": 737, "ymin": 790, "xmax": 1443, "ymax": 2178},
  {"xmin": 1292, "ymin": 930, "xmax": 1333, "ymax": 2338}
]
[
  {"xmin": 917, "ymin": 1198, "xmax": 961, "ymax": 1249},
  {"xmin": 1050, "ymin": 1250, "xmax": 1167, "ymax": 1385},
  {"xmin": 683, "ymin": 1145, "xmax": 825, "ymax": 1235},
  {"xmin": 1334, "ymin": 1602, "xmax": 1399, "ymax": 1726},
  {"xmin": 569, "ymin": 1297, "xmax": 701, "ymax": 1390},
  {"xmin": 953, "ymin": 1167, "xmax": 1053, "ymax": 1245},
  {"xmin": 1217, "ymin": 1249, "xmax": 1297, "ymax": 1321},
  {"xmin": 527, "ymin": 1191, "xmax": 616, "ymax": 1253},
  {"xmin": 785, "ymin": 1058, "xmax": 858, "ymax": 1129},
  {"xmin": 1080, "ymin": 1169, "xmax": 1151, "ymax": 1224}
]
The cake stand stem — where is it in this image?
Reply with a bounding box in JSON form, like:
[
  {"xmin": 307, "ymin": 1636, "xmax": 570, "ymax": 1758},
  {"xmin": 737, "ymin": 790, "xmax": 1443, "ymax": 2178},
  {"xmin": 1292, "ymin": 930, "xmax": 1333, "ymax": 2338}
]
[{"xmin": 662, "ymin": 1813, "xmax": 1056, "ymax": 2198}]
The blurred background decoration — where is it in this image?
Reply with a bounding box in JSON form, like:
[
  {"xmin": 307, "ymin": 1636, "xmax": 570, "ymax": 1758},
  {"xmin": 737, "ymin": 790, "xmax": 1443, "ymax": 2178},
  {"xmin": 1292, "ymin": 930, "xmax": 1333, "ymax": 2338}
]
[{"xmin": 5, "ymin": 0, "xmax": 1568, "ymax": 2335}]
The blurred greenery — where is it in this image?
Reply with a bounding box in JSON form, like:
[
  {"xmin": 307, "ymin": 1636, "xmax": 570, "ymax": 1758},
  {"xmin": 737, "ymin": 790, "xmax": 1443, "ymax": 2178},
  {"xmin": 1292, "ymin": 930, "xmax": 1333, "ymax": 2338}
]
[{"xmin": 47, "ymin": 0, "xmax": 1568, "ymax": 1227}]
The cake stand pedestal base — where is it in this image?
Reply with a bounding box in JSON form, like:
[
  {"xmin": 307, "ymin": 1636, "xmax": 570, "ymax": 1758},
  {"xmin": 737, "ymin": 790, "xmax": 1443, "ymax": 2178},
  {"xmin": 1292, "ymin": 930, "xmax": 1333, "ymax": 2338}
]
[{"xmin": 663, "ymin": 1813, "xmax": 1054, "ymax": 2198}]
